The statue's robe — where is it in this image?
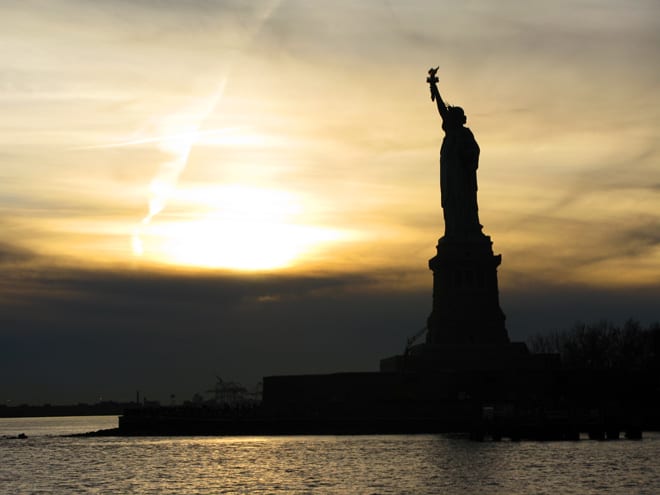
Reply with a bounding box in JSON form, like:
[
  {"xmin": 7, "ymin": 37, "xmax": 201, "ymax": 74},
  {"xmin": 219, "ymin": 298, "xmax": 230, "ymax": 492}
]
[{"xmin": 440, "ymin": 126, "xmax": 482, "ymax": 238}]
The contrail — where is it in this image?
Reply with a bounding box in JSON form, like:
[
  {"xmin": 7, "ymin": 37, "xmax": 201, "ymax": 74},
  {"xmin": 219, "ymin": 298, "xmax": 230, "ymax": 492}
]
[
  {"xmin": 131, "ymin": 80, "xmax": 229, "ymax": 256},
  {"xmin": 131, "ymin": 0, "xmax": 282, "ymax": 257},
  {"xmin": 71, "ymin": 126, "xmax": 243, "ymax": 150}
]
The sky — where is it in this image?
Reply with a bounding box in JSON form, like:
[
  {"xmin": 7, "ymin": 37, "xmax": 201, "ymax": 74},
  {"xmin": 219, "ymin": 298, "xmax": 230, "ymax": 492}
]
[{"xmin": 1, "ymin": 0, "xmax": 659, "ymax": 404}]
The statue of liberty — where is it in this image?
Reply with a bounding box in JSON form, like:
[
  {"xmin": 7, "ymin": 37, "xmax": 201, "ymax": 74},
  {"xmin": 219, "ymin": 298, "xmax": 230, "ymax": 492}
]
[{"xmin": 427, "ymin": 67, "xmax": 483, "ymax": 239}]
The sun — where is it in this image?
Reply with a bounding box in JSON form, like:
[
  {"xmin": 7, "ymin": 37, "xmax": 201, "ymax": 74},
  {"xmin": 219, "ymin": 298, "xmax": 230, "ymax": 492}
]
[{"xmin": 134, "ymin": 184, "xmax": 345, "ymax": 270}]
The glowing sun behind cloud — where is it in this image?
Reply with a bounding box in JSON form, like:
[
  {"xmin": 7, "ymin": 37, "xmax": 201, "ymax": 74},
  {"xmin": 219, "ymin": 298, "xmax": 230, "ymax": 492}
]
[{"xmin": 135, "ymin": 184, "xmax": 348, "ymax": 271}]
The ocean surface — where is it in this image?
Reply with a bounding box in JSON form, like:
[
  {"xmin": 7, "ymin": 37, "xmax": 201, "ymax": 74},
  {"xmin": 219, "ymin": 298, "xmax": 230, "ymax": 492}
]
[{"xmin": 1, "ymin": 416, "xmax": 659, "ymax": 494}]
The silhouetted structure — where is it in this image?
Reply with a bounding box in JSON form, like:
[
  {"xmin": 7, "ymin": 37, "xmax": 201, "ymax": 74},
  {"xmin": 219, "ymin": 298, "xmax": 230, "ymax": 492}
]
[{"xmin": 381, "ymin": 69, "xmax": 540, "ymax": 372}]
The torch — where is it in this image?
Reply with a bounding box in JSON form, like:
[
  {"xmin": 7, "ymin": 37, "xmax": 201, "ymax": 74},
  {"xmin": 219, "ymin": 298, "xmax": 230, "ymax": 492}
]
[{"xmin": 427, "ymin": 67, "xmax": 439, "ymax": 101}]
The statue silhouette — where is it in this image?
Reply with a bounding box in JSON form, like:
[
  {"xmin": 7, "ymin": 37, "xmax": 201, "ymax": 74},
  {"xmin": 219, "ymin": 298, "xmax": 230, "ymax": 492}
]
[{"xmin": 428, "ymin": 68, "xmax": 483, "ymax": 239}]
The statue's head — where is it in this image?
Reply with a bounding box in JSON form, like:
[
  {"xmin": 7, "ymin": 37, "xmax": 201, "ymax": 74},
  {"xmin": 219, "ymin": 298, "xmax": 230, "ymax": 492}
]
[{"xmin": 447, "ymin": 106, "xmax": 466, "ymax": 126}]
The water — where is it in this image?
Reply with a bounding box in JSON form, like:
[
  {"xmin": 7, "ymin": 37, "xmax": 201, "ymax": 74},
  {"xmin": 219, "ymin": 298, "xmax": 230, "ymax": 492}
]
[{"xmin": 1, "ymin": 417, "xmax": 659, "ymax": 494}]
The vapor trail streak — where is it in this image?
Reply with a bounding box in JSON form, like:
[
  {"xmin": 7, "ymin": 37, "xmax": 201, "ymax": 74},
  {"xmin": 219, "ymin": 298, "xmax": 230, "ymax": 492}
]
[
  {"xmin": 132, "ymin": 0, "xmax": 282, "ymax": 257},
  {"xmin": 71, "ymin": 127, "xmax": 243, "ymax": 150}
]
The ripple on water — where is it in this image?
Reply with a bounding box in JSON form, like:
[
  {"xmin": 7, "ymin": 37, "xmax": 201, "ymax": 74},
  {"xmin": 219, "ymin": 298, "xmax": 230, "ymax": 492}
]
[{"xmin": 1, "ymin": 418, "xmax": 659, "ymax": 495}]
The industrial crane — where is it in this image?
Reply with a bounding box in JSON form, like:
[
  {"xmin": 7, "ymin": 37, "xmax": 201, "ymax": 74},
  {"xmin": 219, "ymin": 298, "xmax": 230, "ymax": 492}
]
[{"xmin": 205, "ymin": 376, "xmax": 248, "ymax": 405}]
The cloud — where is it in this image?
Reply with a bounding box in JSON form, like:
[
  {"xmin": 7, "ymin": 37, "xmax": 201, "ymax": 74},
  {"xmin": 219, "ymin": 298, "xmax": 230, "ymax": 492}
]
[
  {"xmin": 2, "ymin": 242, "xmax": 658, "ymax": 404},
  {"xmin": 0, "ymin": 247, "xmax": 429, "ymax": 403},
  {"xmin": 505, "ymin": 283, "xmax": 660, "ymax": 341},
  {"xmin": 548, "ymin": 144, "xmax": 660, "ymax": 212},
  {"xmin": 0, "ymin": 242, "xmax": 34, "ymax": 265}
]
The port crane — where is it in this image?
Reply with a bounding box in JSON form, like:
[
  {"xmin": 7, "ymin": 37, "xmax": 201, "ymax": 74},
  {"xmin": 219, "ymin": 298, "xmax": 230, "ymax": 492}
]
[{"xmin": 206, "ymin": 376, "xmax": 248, "ymax": 405}]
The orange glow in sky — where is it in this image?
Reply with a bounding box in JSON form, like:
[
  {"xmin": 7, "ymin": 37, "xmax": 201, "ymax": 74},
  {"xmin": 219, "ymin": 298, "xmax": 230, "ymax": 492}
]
[{"xmin": 1, "ymin": 1, "xmax": 658, "ymax": 289}]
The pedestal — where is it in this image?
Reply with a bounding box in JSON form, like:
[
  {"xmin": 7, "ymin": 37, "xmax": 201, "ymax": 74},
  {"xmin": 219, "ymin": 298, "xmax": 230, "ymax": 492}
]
[
  {"xmin": 426, "ymin": 235, "xmax": 509, "ymax": 346},
  {"xmin": 379, "ymin": 234, "xmax": 540, "ymax": 373}
]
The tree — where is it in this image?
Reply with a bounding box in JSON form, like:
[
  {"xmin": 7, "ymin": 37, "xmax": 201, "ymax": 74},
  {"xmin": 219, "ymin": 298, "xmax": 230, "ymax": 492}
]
[{"xmin": 528, "ymin": 320, "xmax": 659, "ymax": 371}]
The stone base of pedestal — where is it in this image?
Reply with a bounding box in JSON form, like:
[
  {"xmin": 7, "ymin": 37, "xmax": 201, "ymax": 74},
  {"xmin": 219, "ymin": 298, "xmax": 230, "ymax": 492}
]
[
  {"xmin": 380, "ymin": 342, "xmax": 559, "ymax": 373},
  {"xmin": 379, "ymin": 230, "xmax": 561, "ymax": 374},
  {"xmin": 426, "ymin": 234, "xmax": 509, "ymax": 346}
]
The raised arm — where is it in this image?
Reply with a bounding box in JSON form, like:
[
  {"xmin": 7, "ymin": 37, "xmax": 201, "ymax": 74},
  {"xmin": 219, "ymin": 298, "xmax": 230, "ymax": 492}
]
[
  {"xmin": 427, "ymin": 67, "xmax": 448, "ymax": 121},
  {"xmin": 430, "ymin": 82, "xmax": 449, "ymax": 121}
]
